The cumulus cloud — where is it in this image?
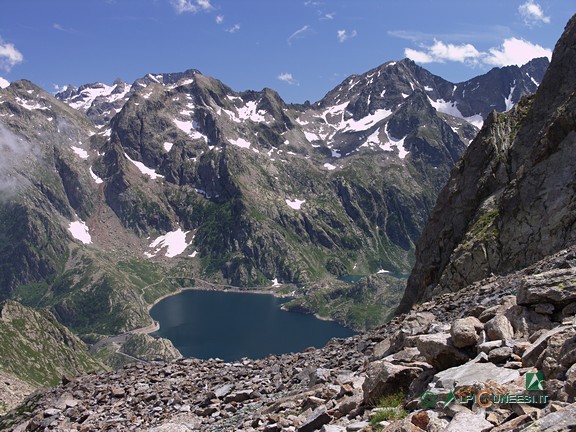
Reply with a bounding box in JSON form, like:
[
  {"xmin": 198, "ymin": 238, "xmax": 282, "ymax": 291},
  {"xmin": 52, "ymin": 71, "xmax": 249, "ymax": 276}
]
[
  {"xmin": 288, "ymin": 25, "xmax": 311, "ymax": 46},
  {"xmin": 405, "ymin": 37, "xmax": 551, "ymax": 68},
  {"xmin": 277, "ymin": 73, "xmax": 298, "ymax": 85},
  {"xmin": 0, "ymin": 39, "xmax": 23, "ymax": 72},
  {"xmin": 226, "ymin": 24, "xmax": 240, "ymax": 33},
  {"xmin": 484, "ymin": 37, "xmax": 551, "ymax": 66},
  {"xmin": 337, "ymin": 29, "xmax": 357, "ymax": 43},
  {"xmin": 215, "ymin": 15, "xmax": 224, "ymax": 24},
  {"xmin": 405, "ymin": 40, "xmax": 482, "ymax": 64},
  {"xmin": 0, "ymin": 77, "xmax": 9, "ymax": 89},
  {"xmin": 170, "ymin": 0, "xmax": 213, "ymax": 14},
  {"xmin": 519, "ymin": 1, "xmax": 550, "ymax": 26}
]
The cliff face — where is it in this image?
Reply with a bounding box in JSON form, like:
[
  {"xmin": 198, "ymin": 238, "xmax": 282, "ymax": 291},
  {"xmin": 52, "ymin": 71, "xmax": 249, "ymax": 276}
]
[{"xmin": 397, "ymin": 15, "xmax": 576, "ymax": 314}]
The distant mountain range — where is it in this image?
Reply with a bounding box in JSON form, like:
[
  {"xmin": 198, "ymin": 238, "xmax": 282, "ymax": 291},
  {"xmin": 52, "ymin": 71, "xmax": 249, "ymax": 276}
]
[{"xmin": 0, "ymin": 56, "xmax": 548, "ymax": 340}]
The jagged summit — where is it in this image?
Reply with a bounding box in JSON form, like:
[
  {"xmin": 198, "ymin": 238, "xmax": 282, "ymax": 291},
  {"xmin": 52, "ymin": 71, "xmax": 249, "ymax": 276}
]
[{"xmin": 55, "ymin": 68, "xmax": 202, "ymax": 126}]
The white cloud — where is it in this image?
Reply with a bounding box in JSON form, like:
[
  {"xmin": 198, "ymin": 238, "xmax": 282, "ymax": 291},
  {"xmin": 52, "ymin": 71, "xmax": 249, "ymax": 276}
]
[
  {"xmin": 216, "ymin": 15, "xmax": 224, "ymax": 24},
  {"xmin": 406, "ymin": 39, "xmax": 483, "ymax": 64},
  {"xmin": 226, "ymin": 24, "xmax": 240, "ymax": 33},
  {"xmin": 288, "ymin": 25, "xmax": 311, "ymax": 45},
  {"xmin": 0, "ymin": 39, "xmax": 23, "ymax": 72},
  {"xmin": 484, "ymin": 37, "xmax": 551, "ymax": 66},
  {"xmin": 405, "ymin": 37, "xmax": 551, "ymax": 68},
  {"xmin": 170, "ymin": 0, "xmax": 212, "ymax": 14},
  {"xmin": 196, "ymin": 0, "xmax": 212, "ymax": 10},
  {"xmin": 277, "ymin": 72, "xmax": 298, "ymax": 85},
  {"xmin": 404, "ymin": 48, "xmax": 435, "ymax": 63},
  {"xmin": 321, "ymin": 12, "xmax": 335, "ymax": 20},
  {"xmin": 519, "ymin": 1, "xmax": 550, "ymax": 26},
  {"xmin": 337, "ymin": 29, "xmax": 357, "ymax": 43},
  {"xmin": 53, "ymin": 83, "xmax": 69, "ymax": 93},
  {"xmin": 0, "ymin": 76, "xmax": 9, "ymax": 89}
]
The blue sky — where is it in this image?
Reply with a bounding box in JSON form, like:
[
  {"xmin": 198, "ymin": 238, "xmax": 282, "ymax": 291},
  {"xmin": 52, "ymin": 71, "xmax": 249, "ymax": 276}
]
[{"xmin": 0, "ymin": 1, "xmax": 573, "ymax": 103}]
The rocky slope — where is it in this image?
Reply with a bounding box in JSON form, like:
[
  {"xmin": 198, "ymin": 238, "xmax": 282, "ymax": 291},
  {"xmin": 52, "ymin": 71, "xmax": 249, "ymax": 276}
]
[
  {"xmin": 0, "ymin": 301, "xmax": 106, "ymax": 414},
  {"xmin": 397, "ymin": 15, "xmax": 576, "ymax": 314},
  {"xmin": 1, "ymin": 245, "xmax": 575, "ymax": 431}
]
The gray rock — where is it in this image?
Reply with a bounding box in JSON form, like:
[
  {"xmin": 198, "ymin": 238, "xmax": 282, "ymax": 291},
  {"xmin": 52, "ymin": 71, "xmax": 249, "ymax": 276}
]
[
  {"xmin": 362, "ymin": 360, "xmax": 424, "ymax": 405},
  {"xmin": 485, "ymin": 315, "xmax": 514, "ymax": 341},
  {"xmin": 445, "ymin": 411, "xmax": 493, "ymax": 432},
  {"xmin": 488, "ymin": 346, "xmax": 513, "ymax": 363},
  {"xmin": 432, "ymin": 359, "xmax": 519, "ymax": 389},
  {"xmin": 534, "ymin": 303, "xmax": 555, "ymax": 315},
  {"xmin": 517, "ymin": 268, "xmax": 576, "ymax": 308},
  {"xmin": 345, "ymin": 421, "xmax": 370, "ymax": 431},
  {"xmin": 521, "ymin": 402, "xmax": 576, "ymax": 431},
  {"xmin": 522, "ymin": 325, "xmax": 571, "ymax": 368},
  {"xmin": 564, "ymin": 363, "xmax": 576, "ymax": 399},
  {"xmin": 504, "ymin": 305, "xmax": 554, "ymax": 338},
  {"xmin": 477, "ymin": 340, "xmax": 503, "ymax": 354},
  {"xmin": 297, "ymin": 406, "xmax": 332, "ymax": 432},
  {"xmin": 213, "ymin": 384, "xmax": 234, "ymax": 398},
  {"xmin": 450, "ymin": 317, "xmax": 484, "ymax": 348},
  {"xmin": 415, "ymin": 333, "xmax": 470, "ymax": 370},
  {"xmin": 320, "ymin": 425, "xmax": 346, "ymax": 432}
]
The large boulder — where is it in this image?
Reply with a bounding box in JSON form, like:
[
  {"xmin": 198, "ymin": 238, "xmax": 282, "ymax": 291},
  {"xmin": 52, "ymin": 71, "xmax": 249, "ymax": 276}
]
[
  {"xmin": 516, "ymin": 268, "xmax": 576, "ymax": 310},
  {"xmin": 484, "ymin": 315, "xmax": 514, "ymax": 341},
  {"xmin": 450, "ymin": 317, "xmax": 484, "ymax": 348},
  {"xmin": 415, "ymin": 333, "xmax": 470, "ymax": 370},
  {"xmin": 431, "ymin": 358, "xmax": 519, "ymax": 389},
  {"xmin": 362, "ymin": 361, "xmax": 426, "ymax": 405},
  {"xmin": 445, "ymin": 411, "xmax": 493, "ymax": 432}
]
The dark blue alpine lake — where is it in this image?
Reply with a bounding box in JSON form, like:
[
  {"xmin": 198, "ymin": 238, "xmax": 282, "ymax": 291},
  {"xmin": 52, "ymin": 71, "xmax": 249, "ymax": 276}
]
[{"xmin": 150, "ymin": 289, "xmax": 355, "ymax": 362}]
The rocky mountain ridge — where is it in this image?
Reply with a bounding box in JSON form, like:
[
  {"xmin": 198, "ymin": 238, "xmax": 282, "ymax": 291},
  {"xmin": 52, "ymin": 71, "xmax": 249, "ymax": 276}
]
[
  {"xmin": 0, "ymin": 55, "xmax": 546, "ymax": 340},
  {"xmin": 397, "ymin": 13, "xmax": 576, "ymax": 314}
]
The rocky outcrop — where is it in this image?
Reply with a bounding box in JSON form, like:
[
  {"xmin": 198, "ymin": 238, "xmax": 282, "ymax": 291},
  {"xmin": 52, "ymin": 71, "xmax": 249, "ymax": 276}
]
[{"xmin": 398, "ymin": 14, "xmax": 576, "ymax": 314}]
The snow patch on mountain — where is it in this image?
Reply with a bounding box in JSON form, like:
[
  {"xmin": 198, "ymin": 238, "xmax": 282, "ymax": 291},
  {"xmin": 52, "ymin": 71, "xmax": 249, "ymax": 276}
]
[
  {"xmin": 124, "ymin": 152, "xmax": 164, "ymax": 180},
  {"xmin": 504, "ymin": 84, "xmax": 516, "ymax": 112},
  {"xmin": 428, "ymin": 96, "xmax": 484, "ymax": 128},
  {"xmin": 163, "ymin": 142, "xmax": 174, "ymax": 152},
  {"xmin": 14, "ymin": 96, "xmax": 49, "ymax": 111},
  {"xmin": 384, "ymin": 124, "xmax": 409, "ymax": 159},
  {"xmin": 304, "ymin": 131, "xmax": 321, "ymax": 142},
  {"xmin": 71, "ymin": 146, "xmax": 89, "ymax": 159},
  {"xmin": 89, "ymin": 167, "xmax": 104, "ymax": 184},
  {"xmin": 229, "ymin": 137, "xmax": 251, "ymax": 149},
  {"xmin": 68, "ymin": 220, "xmax": 92, "ymax": 244},
  {"xmin": 341, "ymin": 109, "xmax": 392, "ymax": 132},
  {"xmin": 173, "ymin": 119, "xmax": 208, "ymax": 143},
  {"xmin": 237, "ymin": 101, "xmax": 267, "ymax": 122},
  {"xmin": 146, "ymin": 228, "xmax": 192, "ymax": 258},
  {"xmin": 285, "ymin": 199, "xmax": 305, "ymax": 210}
]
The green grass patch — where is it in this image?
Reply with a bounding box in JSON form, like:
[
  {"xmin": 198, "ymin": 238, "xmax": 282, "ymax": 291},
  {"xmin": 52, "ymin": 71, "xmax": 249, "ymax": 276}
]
[{"xmin": 369, "ymin": 392, "xmax": 407, "ymax": 429}]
